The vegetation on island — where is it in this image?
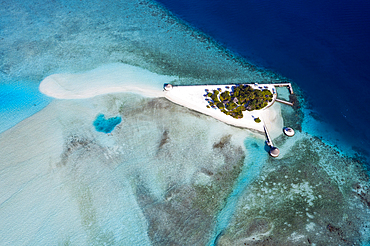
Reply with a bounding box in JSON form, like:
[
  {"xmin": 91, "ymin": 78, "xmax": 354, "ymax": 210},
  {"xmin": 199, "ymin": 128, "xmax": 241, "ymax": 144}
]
[
  {"xmin": 205, "ymin": 84, "xmax": 273, "ymax": 119},
  {"xmin": 254, "ymin": 117, "xmax": 261, "ymax": 123}
]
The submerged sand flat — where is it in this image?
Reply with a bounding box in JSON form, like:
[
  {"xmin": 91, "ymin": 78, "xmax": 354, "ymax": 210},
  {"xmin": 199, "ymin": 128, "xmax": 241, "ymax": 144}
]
[
  {"xmin": 0, "ymin": 91, "xmax": 253, "ymax": 245},
  {"xmin": 0, "ymin": 99, "xmax": 152, "ymax": 245},
  {"xmin": 0, "ymin": 64, "xmax": 280, "ymax": 245}
]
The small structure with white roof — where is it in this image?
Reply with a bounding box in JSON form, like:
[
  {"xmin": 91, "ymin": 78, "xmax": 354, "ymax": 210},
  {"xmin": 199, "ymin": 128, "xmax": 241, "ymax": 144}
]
[{"xmin": 283, "ymin": 127, "xmax": 295, "ymax": 137}]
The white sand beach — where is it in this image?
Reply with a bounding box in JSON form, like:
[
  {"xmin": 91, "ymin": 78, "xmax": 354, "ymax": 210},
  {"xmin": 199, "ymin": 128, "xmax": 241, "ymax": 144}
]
[
  {"xmin": 39, "ymin": 63, "xmax": 177, "ymax": 99},
  {"xmin": 164, "ymin": 84, "xmax": 283, "ymax": 138}
]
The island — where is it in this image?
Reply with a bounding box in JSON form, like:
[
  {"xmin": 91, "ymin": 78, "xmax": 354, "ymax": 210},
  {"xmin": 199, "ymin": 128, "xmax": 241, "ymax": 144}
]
[
  {"xmin": 164, "ymin": 83, "xmax": 295, "ymax": 157},
  {"xmin": 163, "ymin": 83, "xmax": 280, "ymax": 133}
]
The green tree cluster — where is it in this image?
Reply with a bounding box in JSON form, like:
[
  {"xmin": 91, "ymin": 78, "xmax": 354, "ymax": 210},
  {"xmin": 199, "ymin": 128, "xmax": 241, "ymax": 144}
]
[{"xmin": 205, "ymin": 85, "xmax": 273, "ymax": 119}]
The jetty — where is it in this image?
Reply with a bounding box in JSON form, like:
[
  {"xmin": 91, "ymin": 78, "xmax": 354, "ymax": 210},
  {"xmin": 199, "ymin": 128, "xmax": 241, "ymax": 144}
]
[
  {"xmin": 263, "ymin": 121, "xmax": 280, "ymax": 157},
  {"xmin": 275, "ymin": 98, "xmax": 294, "ymax": 106},
  {"xmin": 263, "ymin": 122, "xmax": 273, "ymax": 147}
]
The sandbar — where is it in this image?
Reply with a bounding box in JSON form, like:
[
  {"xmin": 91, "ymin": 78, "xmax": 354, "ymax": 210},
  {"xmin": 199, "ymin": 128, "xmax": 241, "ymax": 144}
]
[{"xmin": 39, "ymin": 63, "xmax": 177, "ymax": 99}]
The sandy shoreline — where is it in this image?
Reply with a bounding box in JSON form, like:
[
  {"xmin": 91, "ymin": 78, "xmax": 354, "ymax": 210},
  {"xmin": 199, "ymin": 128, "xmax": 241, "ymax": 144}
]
[{"xmin": 39, "ymin": 63, "xmax": 177, "ymax": 99}]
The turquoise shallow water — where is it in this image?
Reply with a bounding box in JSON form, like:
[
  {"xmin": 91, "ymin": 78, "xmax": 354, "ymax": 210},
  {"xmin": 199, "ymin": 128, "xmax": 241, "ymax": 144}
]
[
  {"xmin": 93, "ymin": 114, "xmax": 122, "ymax": 134},
  {"xmin": 0, "ymin": 80, "xmax": 51, "ymax": 133}
]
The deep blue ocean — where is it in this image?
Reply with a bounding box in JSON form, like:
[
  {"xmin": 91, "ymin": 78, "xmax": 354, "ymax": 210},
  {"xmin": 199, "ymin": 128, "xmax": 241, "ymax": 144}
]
[{"xmin": 155, "ymin": 0, "xmax": 370, "ymax": 161}]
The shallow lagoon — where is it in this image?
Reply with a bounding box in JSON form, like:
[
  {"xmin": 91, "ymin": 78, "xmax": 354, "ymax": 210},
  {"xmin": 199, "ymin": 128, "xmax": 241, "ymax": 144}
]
[{"xmin": 93, "ymin": 114, "xmax": 122, "ymax": 134}]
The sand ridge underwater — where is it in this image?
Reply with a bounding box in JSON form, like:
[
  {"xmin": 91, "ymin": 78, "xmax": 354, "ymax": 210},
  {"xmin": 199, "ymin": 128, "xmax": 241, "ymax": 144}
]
[{"xmin": 0, "ymin": 0, "xmax": 370, "ymax": 245}]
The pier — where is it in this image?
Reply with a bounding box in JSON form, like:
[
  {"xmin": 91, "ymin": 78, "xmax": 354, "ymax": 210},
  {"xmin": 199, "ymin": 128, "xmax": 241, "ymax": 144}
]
[
  {"xmin": 263, "ymin": 122, "xmax": 273, "ymax": 147},
  {"xmin": 263, "ymin": 121, "xmax": 280, "ymax": 157},
  {"xmin": 275, "ymin": 98, "xmax": 294, "ymax": 106}
]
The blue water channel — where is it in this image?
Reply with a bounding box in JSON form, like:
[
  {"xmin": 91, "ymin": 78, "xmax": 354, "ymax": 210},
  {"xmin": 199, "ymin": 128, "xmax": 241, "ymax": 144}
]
[{"xmin": 208, "ymin": 138, "xmax": 268, "ymax": 245}]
